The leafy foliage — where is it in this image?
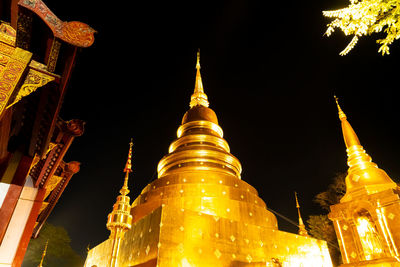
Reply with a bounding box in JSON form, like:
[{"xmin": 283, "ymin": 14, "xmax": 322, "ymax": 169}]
[
  {"xmin": 314, "ymin": 172, "xmax": 346, "ymax": 211},
  {"xmin": 22, "ymin": 223, "xmax": 84, "ymax": 267},
  {"xmin": 307, "ymin": 172, "xmax": 346, "ymax": 266},
  {"xmin": 323, "ymin": 0, "xmax": 400, "ymax": 55}
]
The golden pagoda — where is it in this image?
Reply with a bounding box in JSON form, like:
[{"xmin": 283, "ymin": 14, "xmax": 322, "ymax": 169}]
[
  {"xmin": 84, "ymin": 52, "xmax": 332, "ymax": 267},
  {"xmin": 329, "ymin": 97, "xmax": 400, "ymax": 266}
]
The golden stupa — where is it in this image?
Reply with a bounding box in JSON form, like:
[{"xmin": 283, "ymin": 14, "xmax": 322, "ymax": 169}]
[
  {"xmin": 329, "ymin": 97, "xmax": 400, "ymax": 266},
  {"xmin": 84, "ymin": 53, "xmax": 332, "ymax": 267}
]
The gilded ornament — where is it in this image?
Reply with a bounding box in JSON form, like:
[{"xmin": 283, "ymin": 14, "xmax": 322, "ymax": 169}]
[
  {"xmin": 0, "ymin": 47, "xmax": 32, "ymax": 115},
  {"xmin": 6, "ymin": 69, "xmax": 55, "ymax": 109}
]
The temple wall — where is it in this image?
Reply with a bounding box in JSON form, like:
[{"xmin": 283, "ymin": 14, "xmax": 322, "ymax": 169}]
[
  {"xmin": 156, "ymin": 205, "xmax": 332, "ymax": 266},
  {"xmin": 85, "ymin": 203, "xmax": 332, "ymax": 267},
  {"xmin": 84, "ymin": 239, "xmax": 113, "ymax": 267}
]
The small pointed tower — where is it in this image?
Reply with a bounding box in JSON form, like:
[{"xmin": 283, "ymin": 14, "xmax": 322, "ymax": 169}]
[
  {"xmin": 106, "ymin": 140, "xmax": 134, "ymax": 267},
  {"xmin": 295, "ymin": 192, "xmax": 309, "ymax": 236},
  {"xmin": 38, "ymin": 240, "xmax": 48, "ymax": 267},
  {"xmin": 329, "ymin": 96, "xmax": 400, "ymax": 266}
]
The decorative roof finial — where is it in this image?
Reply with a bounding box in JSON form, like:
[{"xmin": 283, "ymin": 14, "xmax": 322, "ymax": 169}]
[
  {"xmin": 38, "ymin": 240, "xmax": 48, "ymax": 267},
  {"xmin": 190, "ymin": 49, "xmax": 209, "ymax": 108},
  {"xmin": 196, "ymin": 48, "xmax": 201, "ymax": 70},
  {"xmin": 120, "ymin": 139, "xmax": 133, "ymax": 196},
  {"xmin": 334, "ymin": 95, "xmax": 360, "ymax": 148},
  {"xmin": 295, "ymin": 192, "xmax": 309, "ymax": 236},
  {"xmin": 106, "ymin": 140, "xmax": 134, "ymax": 266},
  {"xmin": 334, "ymin": 95, "xmax": 347, "ymax": 121}
]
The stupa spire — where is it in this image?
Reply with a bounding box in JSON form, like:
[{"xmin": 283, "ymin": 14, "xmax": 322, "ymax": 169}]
[
  {"xmin": 38, "ymin": 240, "xmax": 48, "ymax": 267},
  {"xmin": 190, "ymin": 49, "xmax": 209, "ymax": 108},
  {"xmin": 295, "ymin": 192, "xmax": 309, "ymax": 236},
  {"xmin": 334, "ymin": 95, "xmax": 360, "ymax": 148},
  {"xmin": 106, "ymin": 140, "xmax": 134, "ymax": 267},
  {"xmin": 334, "ymin": 96, "xmax": 396, "ymax": 200},
  {"xmin": 120, "ymin": 139, "xmax": 133, "ymax": 196}
]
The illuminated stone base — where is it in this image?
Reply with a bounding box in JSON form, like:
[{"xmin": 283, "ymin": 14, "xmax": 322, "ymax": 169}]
[{"xmin": 85, "ymin": 205, "xmax": 332, "ymax": 267}]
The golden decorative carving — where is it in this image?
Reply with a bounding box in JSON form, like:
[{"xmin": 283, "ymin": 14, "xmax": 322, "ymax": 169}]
[
  {"xmin": 0, "ymin": 23, "xmax": 16, "ymax": 47},
  {"xmin": 43, "ymin": 175, "xmax": 63, "ymax": 200},
  {"xmin": 46, "ymin": 39, "xmax": 61, "ymax": 73},
  {"xmin": 6, "ymin": 68, "xmax": 55, "ymax": 109},
  {"xmin": 39, "ymin": 202, "xmax": 49, "ymax": 214},
  {"xmin": 0, "ymin": 54, "xmax": 9, "ymax": 66},
  {"xmin": 0, "ymin": 42, "xmax": 15, "ymax": 56},
  {"xmin": 28, "ymin": 142, "xmax": 56, "ymax": 173},
  {"xmin": 0, "ymin": 47, "xmax": 31, "ymax": 115}
]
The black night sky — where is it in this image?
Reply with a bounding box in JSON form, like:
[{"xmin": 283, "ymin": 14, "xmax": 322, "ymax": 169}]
[{"xmin": 39, "ymin": 0, "xmax": 399, "ymax": 256}]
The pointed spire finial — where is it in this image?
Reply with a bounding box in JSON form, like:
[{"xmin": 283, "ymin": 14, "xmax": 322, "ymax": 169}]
[
  {"xmin": 38, "ymin": 240, "xmax": 48, "ymax": 267},
  {"xmin": 196, "ymin": 48, "xmax": 201, "ymax": 70},
  {"xmin": 333, "ymin": 98, "xmax": 396, "ymax": 200},
  {"xmin": 120, "ymin": 139, "xmax": 133, "ymax": 196},
  {"xmin": 334, "ymin": 95, "xmax": 361, "ymax": 148},
  {"xmin": 106, "ymin": 141, "xmax": 134, "ymax": 267},
  {"xmin": 294, "ymin": 192, "xmax": 309, "ymax": 236},
  {"xmin": 334, "ymin": 95, "xmax": 347, "ymax": 121},
  {"xmin": 295, "ymin": 191, "xmax": 300, "ymax": 208},
  {"xmin": 190, "ymin": 49, "xmax": 209, "ymax": 108},
  {"xmin": 123, "ymin": 139, "xmax": 133, "ymax": 173}
]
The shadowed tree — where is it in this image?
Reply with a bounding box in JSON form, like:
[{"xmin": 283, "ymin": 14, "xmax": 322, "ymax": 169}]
[
  {"xmin": 314, "ymin": 172, "xmax": 346, "ymax": 211},
  {"xmin": 307, "ymin": 172, "xmax": 346, "ymax": 266},
  {"xmin": 22, "ymin": 223, "xmax": 84, "ymax": 267}
]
